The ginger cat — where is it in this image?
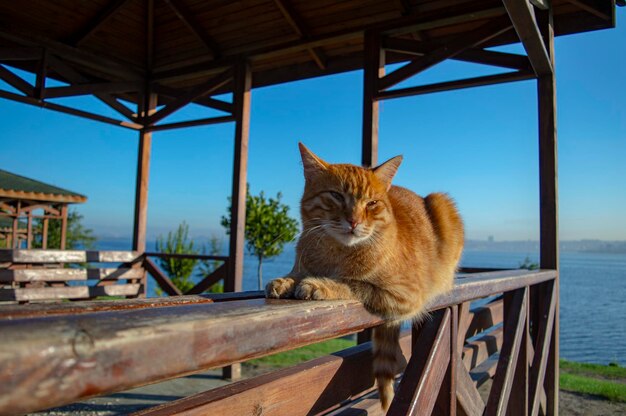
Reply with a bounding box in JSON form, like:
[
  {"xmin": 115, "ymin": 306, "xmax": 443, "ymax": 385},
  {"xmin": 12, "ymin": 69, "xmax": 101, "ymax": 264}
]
[{"xmin": 266, "ymin": 143, "xmax": 464, "ymax": 411}]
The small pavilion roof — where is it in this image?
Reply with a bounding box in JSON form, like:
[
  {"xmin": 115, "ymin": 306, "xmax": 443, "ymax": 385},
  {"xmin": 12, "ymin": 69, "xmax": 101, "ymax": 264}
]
[{"xmin": 0, "ymin": 170, "xmax": 87, "ymax": 204}]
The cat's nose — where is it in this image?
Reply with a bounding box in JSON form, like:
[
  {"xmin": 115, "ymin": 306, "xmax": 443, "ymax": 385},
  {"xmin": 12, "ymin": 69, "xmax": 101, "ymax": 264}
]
[{"xmin": 348, "ymin": 219, "xmax": 360, "ymax": 230}]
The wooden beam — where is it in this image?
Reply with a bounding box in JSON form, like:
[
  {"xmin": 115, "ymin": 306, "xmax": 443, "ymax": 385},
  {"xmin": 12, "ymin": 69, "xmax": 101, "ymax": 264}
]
[
  {"xmin": 0, "ymin": 64, "xmax": 34, "ymax": 96},
  {"xmin": 65, "ymin": 0, "xmax": 133, "ymax": 46},
  {"xmin": 34, "ymin": 49, "xmax": 47, "ymax": 100},
  {"xmin": 362, "ymin": 31, "xmax": 384, "ymax": 168},
  {"xmin": 151, "ymin": 84, "xmax": 234, "ymax": 114},
  {"xmin": 0, "ymin": 47, "xmax": 43, "ymax": 61},
  {"xmin": 0, "ymin": 267, "xmax": 143, "ymax": 283},
  {"xmin": 143, "ymin": 257, "xmax": 182, "ymax": 296},
  {"xmin": 502, "ymin": 0, "xmax": 553, "ymax": 76},
  {"xmin": 377, "ymin": 71, "xmax": 534, "ymax": 100},
  {"xmin": 530, "ymin": 281, "xmax": 556, "ymax": 416},
  {"xmin": 186, "ymin": 263, "xmax": 227, "ymax": 295},
  {"xmin": 44, "ymin": 81, "xmax": 141, "ymax": 98},
  {"xmin": 47, "ymin": 55, "xmax": 138, "ymax": 121},
  {"xmin": 383, "ymin": 38, "xmax": 532, "ymax": 71},
  {"xmin": 273, "ymin": 0, "xmax": 326, "ymax": 70},
  {"xmin": 143, "ymin": 115, "xmax": 236, "ymax": 132},
  {"xmin": 567, "ymin": 0, "xmax": 611, "ymax": 20},
  {"xmin": 388, "ymin": 308, "xmax": 451, "ymax": 416},
  {"xmin": 0, "ymin": 89, "xmax": 142, "ymax": 130},
  {"xmin": 146, "ymin": 69, "xmax": 232, "ymax": 125},
  {"xmin": 379, "ymin": 20, "xmax": 513, "ymax": 90},
  {"xmin": 163, "ymin": 0, "xmax": 220, "ymax": 58},
  {"xmin": 152, "ymin": 7, "xmax": 506, "ymax": 83}
]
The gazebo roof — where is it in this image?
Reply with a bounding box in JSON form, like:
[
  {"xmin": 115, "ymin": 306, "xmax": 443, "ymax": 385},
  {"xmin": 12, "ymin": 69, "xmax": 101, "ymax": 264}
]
[
  {"xmin": 0, "ymin": 0, "xmax": 617, "ymax": 104},
  {"xmin": 0, "ymin": 169, "xmax": 87, "ymax": 204}
]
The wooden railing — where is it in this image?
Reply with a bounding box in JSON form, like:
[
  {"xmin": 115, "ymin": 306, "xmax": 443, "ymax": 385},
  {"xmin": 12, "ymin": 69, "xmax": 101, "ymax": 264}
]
[{"xmin": 0, "ymin": 268, "xmax": 557, "ymax": 415}]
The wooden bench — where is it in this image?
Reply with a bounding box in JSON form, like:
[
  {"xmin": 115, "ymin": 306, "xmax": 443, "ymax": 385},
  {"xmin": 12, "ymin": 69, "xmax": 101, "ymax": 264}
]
[
  {"xmin": 0, "ymin": 269, "xmax": 557, "ymax": 415},
  {"xmin": 0, "ymin": 249, "xmax": 143, "ymax": 302}
]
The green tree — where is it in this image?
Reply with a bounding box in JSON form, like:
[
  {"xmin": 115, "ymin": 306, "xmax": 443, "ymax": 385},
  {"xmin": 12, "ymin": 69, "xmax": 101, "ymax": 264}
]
[
  {"xmin": 155, "ymin": 221, "xmax": 199, "ymax": 293},
  {"xmin": 33, "ymin": 209, "xmax": 96, "ymax": 249},
  {"xmin": 155, "ymin": 222, "xmax": 224, "ymax": 295},
  {"xmin": 519, "ymin": 256, "xmax": 539, "ymax": 270},
  {"xmin": 222, "ymin": 188, "xmax": 298, "ymax": 290}
]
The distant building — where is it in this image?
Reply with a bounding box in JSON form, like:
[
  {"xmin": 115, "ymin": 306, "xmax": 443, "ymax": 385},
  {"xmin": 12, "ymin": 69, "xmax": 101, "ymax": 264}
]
[
  {"xmin": 0, "ymin": 170, "xmax": 86, "ymax": 249},
  {"xmin": 488, "ymin": 235, "xmax": 494, "ymax": 243}
]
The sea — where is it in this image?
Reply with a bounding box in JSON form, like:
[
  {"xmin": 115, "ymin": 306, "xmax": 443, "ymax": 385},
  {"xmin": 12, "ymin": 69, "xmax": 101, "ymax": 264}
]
[{"xmin": 98, "ymin": 239, "xmax": 626, "ymax": 366}]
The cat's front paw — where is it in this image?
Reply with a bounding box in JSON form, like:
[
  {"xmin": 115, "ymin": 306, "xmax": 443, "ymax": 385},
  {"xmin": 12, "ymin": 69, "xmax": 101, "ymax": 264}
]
[
  {"xmin": 265, "ymin": 277, "xmax": 296, "ymax": 298},
  {"xmin": 295, "ymin": 278, "xmax": 329, "ymax": 300}
]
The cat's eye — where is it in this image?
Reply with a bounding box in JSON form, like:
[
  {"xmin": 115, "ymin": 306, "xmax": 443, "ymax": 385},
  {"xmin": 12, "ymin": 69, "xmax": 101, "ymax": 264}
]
[
  {"xmin": 330, "ymin": 191, "xmax": 344, "ymax": 201},
  {"xmin": 367, "ymin": 200, "xmax": 378, "ymax": 208}
]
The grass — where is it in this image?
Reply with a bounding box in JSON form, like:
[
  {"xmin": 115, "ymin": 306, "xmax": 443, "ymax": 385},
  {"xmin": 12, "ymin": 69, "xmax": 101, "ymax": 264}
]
[
  {"xmin": 246, "ymin": 337, "xmax": 355, "ymax": 368},
  {"xmin": 560, "ymin": 359, "xmax": 626, "ymax": 403}
]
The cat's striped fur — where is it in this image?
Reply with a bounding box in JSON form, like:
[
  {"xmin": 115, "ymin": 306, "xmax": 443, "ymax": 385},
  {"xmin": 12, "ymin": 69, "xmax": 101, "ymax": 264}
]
[{"xmin": 266, "ymin": 143, "xmax": 464, "ymax": 411}]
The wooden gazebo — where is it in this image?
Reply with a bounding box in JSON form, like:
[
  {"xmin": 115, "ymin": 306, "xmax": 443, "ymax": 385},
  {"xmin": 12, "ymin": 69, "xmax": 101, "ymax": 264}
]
[
  {"xmin": 0, "ymin": 169, "xmax": 86, "ymax": 249},
  {"xmin": 0, "ymin": 0, "xmax": 621, "ymax": 415}
]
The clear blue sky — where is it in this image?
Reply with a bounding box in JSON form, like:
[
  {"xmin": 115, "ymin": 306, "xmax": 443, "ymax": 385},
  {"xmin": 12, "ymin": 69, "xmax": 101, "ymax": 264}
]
[{"xmin": 1, "ymin": 16, "xmax": 624, "ymax": 244}]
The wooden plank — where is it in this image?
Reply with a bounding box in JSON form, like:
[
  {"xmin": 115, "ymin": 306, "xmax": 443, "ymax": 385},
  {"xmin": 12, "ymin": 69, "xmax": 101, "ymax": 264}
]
[
  {"xmin": 0, "ymin": 284, "xmax": 141, "ymax": 302},
  {"xmin": 0, "ymin": 249, "xmax": 139, "ymax": 263},
  {"xmin": 463, "ymin": 326, "xmax": 503, "ymax": 370},
  {"xmin": 377, "ymin": 70, "xmax": 534, "ymax": 100},
  {"xmin": 502, "ymin": 0, "xmax": 553, "ymax": 76},
  {"xmin": 143, "ymin": 257, "xmax": 182, "ymax": 296},
  {"xmin": 0, "ymin": 298, "xmax": 384, "ymax": 414},
  {"xmin": 464, "ymin": 298, "xmax": 504, "ymax": 340},
  {"xmin": 0, "ymin": 46, "xmax": 43, "ymax": 61},
  {"xmin": 456, "ymin": 357, "xmax": 485, "ymax": 416},
  {"xmin": 485, "ymin": 287, "xmax": 528, "ymax": 416},
  {"xmin": 65, "ymin": 0, "xmax": 133, "ymax": 46},
  {"xmin": 163, "ymin": 0, "xmax": 220, "ymax": 58},
  {"xmin": 0, "ymin": 268, "xmax": 143, "ymax": 283},
  {"xmin": 508, "ymin": 286, "xmax": 530, "ymax": 416},
  {"xmin": 435, "ymin": 306, "xmax": 457, "ymax": 416},
  {"xmin": 378, "ymin": 20, "xmax": 513, "ymax": 90},
  {"xmin": 388, "ymin": 308, "xmax": 450, "ymax": 416},
  {"xmin": 361, "ymin": 30, "xmax": 383, "ymax": 168},
  {"xmin": 135, "ymin": 335, "xmax": 411, "ymax": 416},
  {"xmin": 469, "ymin": 352, "xmax": 499, "ymax": 387},
  {"xmin": 530, "ymin": 281, "xmax": 556, "ymax": 416}
]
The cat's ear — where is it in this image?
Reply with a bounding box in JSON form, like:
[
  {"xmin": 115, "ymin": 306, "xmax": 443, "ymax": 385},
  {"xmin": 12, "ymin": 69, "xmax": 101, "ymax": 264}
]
[
  {"xmin": 299, "ymin": 142, "xmax": 328, "ymax": 180},
  {"xmin": 373, "ymin": 155, "xmax": 403, "ymax": 190}
]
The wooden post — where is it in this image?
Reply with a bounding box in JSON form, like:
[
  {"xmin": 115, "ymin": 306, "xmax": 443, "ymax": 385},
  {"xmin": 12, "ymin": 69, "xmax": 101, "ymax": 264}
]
[
  {"xmin": 132, "ymin": 94, "xmax": 157, "ymax": 254},
  {"xmin": 26, "ymin": 211, "xmax": 33, "ymax": 249},
  {"xmin": 226, "ymin": 61, "xmax": 251, "ymax": 294},
  {"xmin": 537, "ymin": 6, "xmax": 558, "ymax": 415},
  {"xmin": 42, "ymin": 217, "xmax": 49, "ymax": 249},
  {"xmin": 361, "ymin": 30, "xmax": 384, "ymax": 168},
  {"xmin": 60, "ymin": 205, "xmax": 68, "ymax": 250},
  {"xmin": 223, "ymin": 61, "xmax": 251, "ymax": 381},
  {"xmin": 11, "ymin": 202, "xmax": 20, "ymax": 249}
]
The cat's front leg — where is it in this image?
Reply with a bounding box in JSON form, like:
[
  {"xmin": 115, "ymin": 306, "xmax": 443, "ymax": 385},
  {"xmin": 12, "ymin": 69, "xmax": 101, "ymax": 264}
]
[
  {"xmin": 265, "ymin": 276, "xmax": 301, "ymax": 298},
  {"xmin": 295, "ymin": 277, "xmax": 355, "ymax": 301}
]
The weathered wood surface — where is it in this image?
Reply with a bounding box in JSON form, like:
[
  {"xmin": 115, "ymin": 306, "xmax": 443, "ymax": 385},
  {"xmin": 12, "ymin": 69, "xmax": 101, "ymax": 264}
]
[
  {"xmin": 0, "ymin": 267, "xmax": 143, "ymax": 282},
  {"xmin": 0, "ymin": 249, "xmax": 139, "ymax": 263},
  {"xmin": 134, "ymin": 334, "xmax": 411, "ymax": 416},
  {"xmin": 0, "ymin": 270, "xmax": 554, "ymax": 414},
  {"xmin": 0, "ymin": 284, "xmax": 141, "ymax": 302}
]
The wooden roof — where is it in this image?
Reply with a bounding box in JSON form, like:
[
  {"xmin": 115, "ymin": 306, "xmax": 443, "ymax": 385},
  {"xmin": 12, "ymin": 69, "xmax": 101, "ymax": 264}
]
[
  {"xmin": 0, "ymin": 0, "xmax": 617, "ymax": 105},
  {"xmin": 0, "ymin": 170, "xmax": 87, "ymax": 204}
]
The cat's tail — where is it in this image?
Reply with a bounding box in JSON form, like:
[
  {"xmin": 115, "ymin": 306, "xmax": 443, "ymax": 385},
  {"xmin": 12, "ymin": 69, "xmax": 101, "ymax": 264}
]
[{"xmin": 373, "ymin": 321, "xmax": 402, "ymax": 412}]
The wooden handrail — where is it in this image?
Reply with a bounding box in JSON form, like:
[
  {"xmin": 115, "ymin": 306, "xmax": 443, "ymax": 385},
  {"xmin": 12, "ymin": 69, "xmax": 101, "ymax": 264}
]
[{"xmin": 0, "ymin": 269, "xmax": 556, "ymax": 415}]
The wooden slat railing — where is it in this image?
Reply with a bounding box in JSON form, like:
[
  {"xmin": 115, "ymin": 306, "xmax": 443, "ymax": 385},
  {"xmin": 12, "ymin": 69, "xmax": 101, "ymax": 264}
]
[{"xmin": 0, "ymin": 269, "xmax": 557, "ymax": 415}]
